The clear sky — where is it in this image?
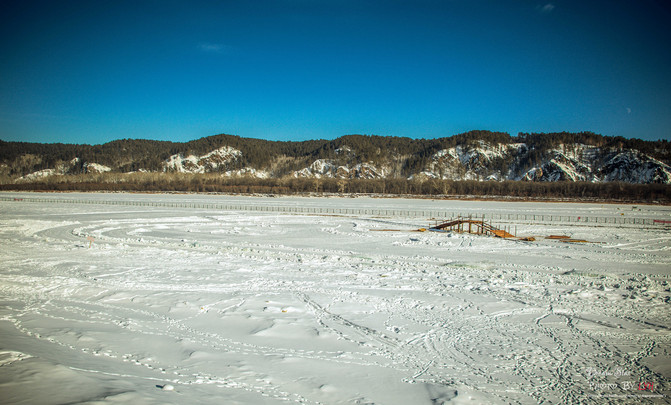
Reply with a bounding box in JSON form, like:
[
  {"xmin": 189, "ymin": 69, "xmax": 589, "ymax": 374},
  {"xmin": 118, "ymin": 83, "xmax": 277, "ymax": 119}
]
[{"xmin": 1, "ymin": 0, "xmax": 670, "ymax": 145}]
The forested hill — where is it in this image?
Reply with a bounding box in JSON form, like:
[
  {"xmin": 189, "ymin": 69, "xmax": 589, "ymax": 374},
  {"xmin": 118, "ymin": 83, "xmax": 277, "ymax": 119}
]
[{"xmin": 1, "ymin": 131, "xmax": 670, "ymax": 185}]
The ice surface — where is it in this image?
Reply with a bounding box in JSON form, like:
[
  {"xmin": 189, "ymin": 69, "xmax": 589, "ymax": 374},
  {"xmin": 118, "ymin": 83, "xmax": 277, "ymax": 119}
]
[{"xmin": 0, "ymin": 192, "xmax": 669, "ymax": 404}]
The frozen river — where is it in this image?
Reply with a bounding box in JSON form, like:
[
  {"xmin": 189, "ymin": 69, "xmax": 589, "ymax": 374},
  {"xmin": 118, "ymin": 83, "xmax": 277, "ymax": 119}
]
[{"xmin": 1, "ymin": 192, "xmax": 669, "ymax": 404}]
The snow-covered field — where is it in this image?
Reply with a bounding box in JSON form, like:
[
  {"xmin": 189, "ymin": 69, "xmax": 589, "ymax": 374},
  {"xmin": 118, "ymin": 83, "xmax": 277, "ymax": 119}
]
[{"xmin": 1, "ymin": 192, "xmax": 670, "ymax": 404}]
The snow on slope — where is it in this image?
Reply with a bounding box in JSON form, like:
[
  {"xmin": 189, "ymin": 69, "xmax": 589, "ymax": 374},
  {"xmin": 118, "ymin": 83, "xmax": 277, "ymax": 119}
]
[
  {"xmin": 521, "ymin": 147, "xmax": 593, "ymax": 182},
  {"xmin": 423, "ymin": 142, "xmax": 671, "ymax": 184},
  {"xmin": 293, "ymin": 159, "xmax": 342, "ymax": 178},
  {"xmin": 223, "ymin": 167, "xmax": 270, "ymax": 178},
  {"xmin": 16, "ymin": 159, "xmax": 112, "ymax": 181},
  {"xmin": 156, "ymin": 143, "xmax": 671, "ymax": 182},
  {"xmin": 0, "ymin": 193, "xmax": 669, "ymax": 404},
  {"xmin": 83, "ymin": 162, "xmax": 112, "ymax": 173},
  {"xmin": 422, "ymin": 142, "xmax": 526, "ymax": 181},
  {"xmin": 294, "ymin": 159, "xmax": 385, "ymax": 179},
  {"xmin": 164, "ymin": 146, "xmax": 242, "ymax": 173},
  {"xmin": 15, "ymin": 168, "xmax": 62, "ymax": 182},
  {"xmin": 600, "ymin": 150, "xmax": 671, "ymax": 183},
  {"xmin": 519, "ymin": 146, "xmax": 671, "ymax": 184},
  {"xmin": 8, "ymin": 140, "xmax": 670, "ymax": 184}
]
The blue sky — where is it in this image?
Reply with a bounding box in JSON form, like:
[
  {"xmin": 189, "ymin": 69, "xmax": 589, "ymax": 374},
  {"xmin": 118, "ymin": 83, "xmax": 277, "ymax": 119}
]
[{"xmin": 1, "ymin": 0, "xmax": 670, "ymax": 144}]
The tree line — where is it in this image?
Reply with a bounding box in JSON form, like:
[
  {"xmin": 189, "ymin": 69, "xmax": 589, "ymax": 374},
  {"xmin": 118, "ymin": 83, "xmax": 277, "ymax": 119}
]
[{"xmin": 2, "ymin": 172, "xmax": 669, "ymax": 203}]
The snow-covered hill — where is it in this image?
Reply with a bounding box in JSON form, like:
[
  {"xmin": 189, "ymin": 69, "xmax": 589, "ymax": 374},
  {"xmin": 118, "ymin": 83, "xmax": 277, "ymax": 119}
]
[
  {"xmin": 415, "ymin": 142, "xmax": 526, "ymax": 181},
  {"xmin": 599, "ymin": 150, "xmax": 671, "ymax": 183},
  {"xmin": 413, "ymin": 142, "xmax": 671, "ymax": 184},
  {"xmin": 4, "ymin": 133, "xmax": 671, "ymax": 184}
]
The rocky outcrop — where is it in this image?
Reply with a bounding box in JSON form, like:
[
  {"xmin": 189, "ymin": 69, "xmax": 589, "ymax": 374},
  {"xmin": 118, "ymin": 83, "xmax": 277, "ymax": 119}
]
[{"xmin": 163, "ymin": 146, "xmax": 241, "ymax": 173}]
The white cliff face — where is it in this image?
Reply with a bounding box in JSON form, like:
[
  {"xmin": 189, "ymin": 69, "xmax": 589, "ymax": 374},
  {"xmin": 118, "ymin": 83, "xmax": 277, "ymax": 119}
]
[
  {"xmin": 292, "ymin": 159, "xmax": 341, "ymax": 178},
  {"xmin": 293, "ymin": 159, "xmax": 386, "ymax": 179},
  {"xmin": 522, "ymin": 147, "xmax": 671, "ymax": 184},
  {"xmin": 520, "ymin": 148, "xmax": 593, "ymax": 182},
  {"xmin": 292, "ymin": 141, "xmax": 670, "ymax": 184},
  {"xmin": 292, "ymin": 147, "xmax": 387, "ymax": 180},
  {"xmin": 164, "ymin": 146, "xmax": 242, "ymax": 173},
  {"xmin": 83, "ymin": 163, "xmax": 112, "ymax": 174},
  {"xmin": 420, "ymin": 142, "xmax": 671, "ymax": 184},
  {"xmin": 423, "ymin": 142, "xmax": 527, "ymax": 181},
  {"xmin": 351, "ymin": 163, "xmax": 385, "ymax": 179},
  {"xmin": 16, "ymin": 159, "xmax": 112, "ymax": 181},
  {"xmin": 9, "ymin": 139, "xmax": 671, "ymax": 185},
  {"xmin": 222, "ymin": 168, "xmax": 270, "ymax": 179},
  {"xmin": 16, "ymin": 168, "xmax": 62, "ymax": 182},
  {"xmin": 599, "ymin": 150, "xmax": 671, "ymax": 183}
]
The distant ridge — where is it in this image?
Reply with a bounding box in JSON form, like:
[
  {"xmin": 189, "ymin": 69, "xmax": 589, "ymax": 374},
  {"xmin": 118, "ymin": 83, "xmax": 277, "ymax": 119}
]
[{"xmin": 2, "ymin": 131, "xmax": 669, "ymax": 185}]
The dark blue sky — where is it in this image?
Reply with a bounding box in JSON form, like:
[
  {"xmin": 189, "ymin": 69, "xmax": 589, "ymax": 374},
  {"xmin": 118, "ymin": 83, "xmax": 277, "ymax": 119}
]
[{"xmin": 1, "ymin": 0, "xmax": 670, "ymax": 144}]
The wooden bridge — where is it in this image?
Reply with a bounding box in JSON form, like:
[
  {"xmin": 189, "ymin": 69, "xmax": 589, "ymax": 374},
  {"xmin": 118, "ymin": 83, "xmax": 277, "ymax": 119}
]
[{"xmin": 429, "ymin": 217, "xmax": 515, "ymax": 238}]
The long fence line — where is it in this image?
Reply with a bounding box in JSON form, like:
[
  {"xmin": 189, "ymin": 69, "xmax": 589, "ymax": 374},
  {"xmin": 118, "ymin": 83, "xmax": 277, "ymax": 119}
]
[{"xmin": 1, "ymin": 196, "xmax": 666, "ymax": 226}]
